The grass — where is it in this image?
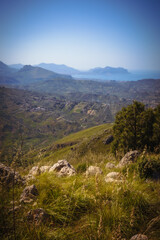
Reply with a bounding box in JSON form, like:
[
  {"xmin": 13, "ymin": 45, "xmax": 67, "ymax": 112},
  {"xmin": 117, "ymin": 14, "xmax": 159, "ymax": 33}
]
[
  {"xmin": 55, "ymin": 123, "xmax": 113, "ymax": 144},
  {"xmin": 1, "ymin": 123, "xmax": 160, "ymax": 240},
  {"xmin": 3, "ymin": 168, "xmax": 159, "ymax": 240}
]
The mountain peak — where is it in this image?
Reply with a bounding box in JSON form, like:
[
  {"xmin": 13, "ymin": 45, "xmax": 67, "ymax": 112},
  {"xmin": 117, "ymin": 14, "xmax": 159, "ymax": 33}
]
[
  {"xmin": 19, "ymin": 65, "xmax": 34, "ymax": 72},
  {"xmin": 88, "ymin": 66, "xmax": 129, "ymax": 75}
]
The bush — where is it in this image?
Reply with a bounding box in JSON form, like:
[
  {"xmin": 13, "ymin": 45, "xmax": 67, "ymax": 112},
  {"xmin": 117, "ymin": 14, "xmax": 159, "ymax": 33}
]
[{"xmin": 138, "ymin": 157, "xmax": 160, "ymax": 179}]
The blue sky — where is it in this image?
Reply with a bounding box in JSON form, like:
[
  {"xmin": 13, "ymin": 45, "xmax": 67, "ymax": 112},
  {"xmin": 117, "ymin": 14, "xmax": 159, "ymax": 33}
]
[{"xmin": 0, "ymin": 0, "xmax": 160, "ymax": 70}]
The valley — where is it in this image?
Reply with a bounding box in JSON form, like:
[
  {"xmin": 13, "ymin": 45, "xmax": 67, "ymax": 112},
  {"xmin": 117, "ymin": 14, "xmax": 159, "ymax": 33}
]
[{"xmin": 0, "ymin": 60, "xmax": 160, "ymax": 240}]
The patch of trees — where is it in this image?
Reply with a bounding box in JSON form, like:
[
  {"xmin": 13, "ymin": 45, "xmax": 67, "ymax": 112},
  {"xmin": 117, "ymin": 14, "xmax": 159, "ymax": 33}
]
[{"xmin": 112, "ymin": 101, "xmax": 160, "ymax": 154}]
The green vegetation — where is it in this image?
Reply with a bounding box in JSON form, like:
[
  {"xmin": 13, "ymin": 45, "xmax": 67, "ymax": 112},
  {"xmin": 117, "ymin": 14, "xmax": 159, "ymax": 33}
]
[
  {"xmin": 1, "ymin": 159, "xmax": 160, "ymax": 240},
  {"xmin": 112, "ymin": 101, "xmax": 160, "ymax": 154},
  {"xmin": 1, "ymin": 86, "xmax": 160, "ymax": 240}
]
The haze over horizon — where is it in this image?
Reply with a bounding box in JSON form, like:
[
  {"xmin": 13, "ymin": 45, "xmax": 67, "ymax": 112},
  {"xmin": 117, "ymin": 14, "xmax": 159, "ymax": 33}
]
[{"xmin": 0, "ymin": 0, "xmax": 160, "ymax": 71}]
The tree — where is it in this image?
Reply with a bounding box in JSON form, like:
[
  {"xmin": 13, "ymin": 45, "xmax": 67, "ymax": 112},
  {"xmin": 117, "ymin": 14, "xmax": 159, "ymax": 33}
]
[
  {"xmin": 153, "ymin": 104, "xmax": 160, "ymax": 152},
  {"xmin": 112, "ymin": 101, "xmax": 155, "ymax": 154}
]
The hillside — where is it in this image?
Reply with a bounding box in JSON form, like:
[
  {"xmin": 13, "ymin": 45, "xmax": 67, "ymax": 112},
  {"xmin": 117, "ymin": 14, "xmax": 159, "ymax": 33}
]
[
  {"xmin": 0, "ymin": 61, "xmax": 17, "ymax": 76},
  {"xmin": 0, "ymin": 87, "xmax": 127, "ymax": 164},
  {"xmin": 1, "ymin": 121, "xmax": 160, "ymax": 240},
  {"xmin": 0, "ymin": 61, "xmax": 73, "ymax": 85},
  {"xmin": 13, "ymin": 65, "xmax": 72, "ymax": 85}
]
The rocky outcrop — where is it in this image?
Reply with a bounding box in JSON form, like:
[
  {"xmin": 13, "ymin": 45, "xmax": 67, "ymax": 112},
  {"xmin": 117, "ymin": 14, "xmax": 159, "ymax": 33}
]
[
  {"xmin": 20, "ymin": 184, "xmax": 39, "ymax": 203},
  {"xmin": 103, "ymin": 135, "xmax": 114, "ymax": 145},
  {"xmin": 49, "ymin": 160, "xmax": 76, "ymax": 176},
  {"xmin": 0, "ymin": 163, "xmax": 24, "ymax": 186},
  {"xmin": 40, "ymin": 166, "xmax": 51, "ymax": 173},
  {"xmin": 105, "ymin": 171, "xmax": 123, "ymax": 183},
  {"xmin": 86, "ymin": 166, "xmax": 103, "ymax": 176},
  {"xmin": 117, "ymin": 150, "xmax": 139, "ymax": 168},
  {"xmin": 105, "ymin": 162, "xmax": 115, "ymax": 169},
  {"xmin": 26, "ymin": 208, "xmax": 50, "ymax": 225},
  {"xmin": 26, "ymin": 160, "xmax": 76, "ymax": 178},
  {"xmin": 29, "ymin": 166, "xmax": 40, "ymax": 176},
  {"xmin": 130, "ymin": 234, "xmax": 148, "ymax": 240}
]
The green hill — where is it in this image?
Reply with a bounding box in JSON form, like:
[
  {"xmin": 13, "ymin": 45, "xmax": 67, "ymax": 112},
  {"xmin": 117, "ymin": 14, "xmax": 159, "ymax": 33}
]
[{"xmin": 1, "ymin": 121, "xmax": 160, "ymax": 240}]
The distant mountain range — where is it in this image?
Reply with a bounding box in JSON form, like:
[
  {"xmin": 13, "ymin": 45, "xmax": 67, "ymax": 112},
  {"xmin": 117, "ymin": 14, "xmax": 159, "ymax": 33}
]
[
  {"xmin": 8, "ymin": 61, "xmax": 130, "ymax": 79},
  {"xmin": 13, "ymin": 65, "xmax": 72, "ymax": 84},
  {"xmin": 0, "ymin": 61, "xmax": 72, "ymax": 85},
  {"xmin": 0, "ymin": 60, "xmax": 159, "ymax": 82},
  {"xmin": 87, "ymin": 66, "xmax": 129, "ymax": 74}
]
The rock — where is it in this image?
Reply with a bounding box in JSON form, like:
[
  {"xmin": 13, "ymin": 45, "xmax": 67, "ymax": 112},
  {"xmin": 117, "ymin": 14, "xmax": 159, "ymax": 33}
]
[
  {"xmin": 49, "ymin": 160, "xmax": 76, "ymax": 176},
  {"xmin": 26, "ymin": 208, "xmax": 50, "ymax": 225},
  {"xmin": 106, "ymin": 172, "xmax": 119, "ymax": 178},
  {"xmin": 25, "ymin": 166, "xmax": 50, "ymax": 181},
  {"xmin": 0, "ymin": 163, "xmax": 24, "ymax": 186},
  {"xmin": 40, "ymin": 166, "xmax": 51, "ymax": 173},
  {"xmin": 86, "ymin": 166, "xmax": 103, "ymax": 176},
  {"xmin": 103, "ymin": 135, "xmax": 114, "ymax": 145},
  {"xmin": 29, "ymin": 166, "xmax": 40, "ymax": 176},
  {"xmin": 105, "ymin": 162, "xmax": 115, "ymax": 169},
  {"xmin": 130, "ymin": 234, "xmax": 148, "ymax": 240},
  {"xmin": 105, "ymin": 171, "xmax": 123, "ymax": 183},
  {"xmin": 117, "ymin": 150, "xmax": 139, "ymax": 168},
  {"xmin": 20, "ymin": 184, "xmax": 39, "ymax": 203}
]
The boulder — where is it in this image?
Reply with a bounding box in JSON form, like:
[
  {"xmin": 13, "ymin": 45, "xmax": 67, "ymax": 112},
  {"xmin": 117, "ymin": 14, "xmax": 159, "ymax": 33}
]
[
  {"xmin": 20, "ymin": 184, "xmax": 39, "ymax": 203},
  {"xmin": 103, "ymin": 135, "xmax": 114, "ymax": 145},
  {"xmin": 130, "ymin": 234, "xmax": 148, "ymax": 240},
  {"xmin": 0, "ymin": 163, "xmax": 24, "ymax": 186},
  {"xmin": 49, "ymin": 160, "xmax": 76, "ymax": 176},
  {"xmin": 105, "ymin": 162, "xmax": 115, "ymax": 169},
  {"xmin": 29, "ymin": 166, "xmax": 40, "ymax": 176},
  {"xmin": 117, "ymin": 150, "xmax": 139, "ymax": 168},
  {"xmin": 105, "ymin": 171, "xmax": 123, "ymax": 183},
  {"xmin": 40, "ymin": 166, "xmax": 51, "ymax": 173},
  {"xmin": 106, "ymin": 172, "xmax": 120, "ymax": 178},
  {"xmin": 86, "ymin": 166, "xmax": 103, "ymax": 176},
  {"xmin": 26, "ymin": 208, "xmax": 50, "ymax": 225}
]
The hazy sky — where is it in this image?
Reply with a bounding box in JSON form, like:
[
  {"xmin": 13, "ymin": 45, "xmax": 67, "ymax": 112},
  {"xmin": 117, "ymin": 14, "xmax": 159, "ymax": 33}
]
[{"xmin": 0, "ymin": 0, "xmax": 160, "ymax": 70}]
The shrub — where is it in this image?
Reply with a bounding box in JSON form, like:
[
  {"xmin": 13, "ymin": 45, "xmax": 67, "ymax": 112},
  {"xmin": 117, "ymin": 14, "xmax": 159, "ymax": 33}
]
[{"xmin": 138, "ymin": 157, "xmax": 160, "ymax": 179}]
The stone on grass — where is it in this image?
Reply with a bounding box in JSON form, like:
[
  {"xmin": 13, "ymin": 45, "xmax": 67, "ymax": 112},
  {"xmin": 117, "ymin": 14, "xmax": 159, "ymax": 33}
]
[
  {"xmin": 49, "ymin": 160, "xmax": 76, "ymax": 176},
  {"xmin": 86, "ymin": 166, "xmax": 103, "ymax": 176},
  {"xmin": 20, "ymin": 184, "xmax": 39, "ymax": 203},
  {"xmin": 106, "ymin": 172, "xmax": 119, "ymax": 179},
  {"xmin": 130, "ymin": 234, "xmax": 148, "ymax": 240},
  {"xmin": 117, "ymin": 150, "xmax": 139, "ymax": 168},
  {"xmin": 105, "ymin": 171, "xmax": 123, "ymax": 183}
]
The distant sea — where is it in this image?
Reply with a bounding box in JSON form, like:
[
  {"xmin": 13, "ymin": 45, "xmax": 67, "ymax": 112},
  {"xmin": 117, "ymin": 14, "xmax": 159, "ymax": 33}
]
[{"xmin": 73, "ymin": 70, "xmax": 160, "ymax": 81}]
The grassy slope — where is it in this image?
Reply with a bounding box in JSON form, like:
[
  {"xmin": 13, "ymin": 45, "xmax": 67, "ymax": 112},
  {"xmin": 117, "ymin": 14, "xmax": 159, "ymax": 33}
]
[
  {"xmin": 1, "ymin": 124, "xmax": 160, "ymax": 240},
  {"xmin": 22, "ymin": 123, "xmax": 114, "ymax": 168}
]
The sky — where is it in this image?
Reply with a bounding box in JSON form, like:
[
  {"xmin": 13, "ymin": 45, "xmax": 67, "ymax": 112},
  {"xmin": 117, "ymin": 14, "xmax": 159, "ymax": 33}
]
[{"xmin": 0, "ymin": 0, "xmax": 160, "ymax": 71}]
